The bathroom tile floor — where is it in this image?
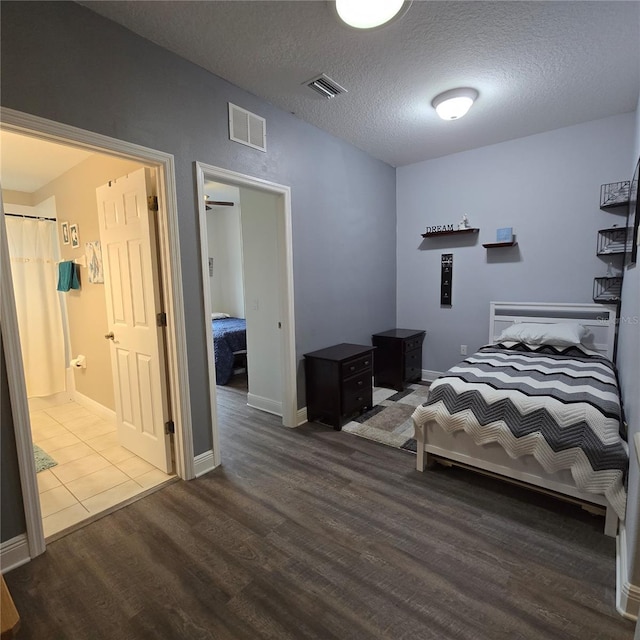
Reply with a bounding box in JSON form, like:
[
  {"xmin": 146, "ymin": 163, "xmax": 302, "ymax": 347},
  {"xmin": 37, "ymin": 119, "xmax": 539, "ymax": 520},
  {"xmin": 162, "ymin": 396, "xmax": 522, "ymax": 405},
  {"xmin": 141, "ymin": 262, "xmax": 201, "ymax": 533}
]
[{"xmin": 30, "ymin": 399, "xmax": 174, "ymax": 539}]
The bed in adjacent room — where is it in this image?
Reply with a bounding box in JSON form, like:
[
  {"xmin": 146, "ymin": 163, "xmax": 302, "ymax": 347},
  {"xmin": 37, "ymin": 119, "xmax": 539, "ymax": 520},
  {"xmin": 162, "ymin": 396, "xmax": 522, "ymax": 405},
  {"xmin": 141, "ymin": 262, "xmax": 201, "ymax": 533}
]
[
  {"xmin": 412, "ymin": 302, "xmax": 628, "ymax": 537},
  {"xmin": 212, "ymin": 314, "xmax": 247, "ymax": 385}
]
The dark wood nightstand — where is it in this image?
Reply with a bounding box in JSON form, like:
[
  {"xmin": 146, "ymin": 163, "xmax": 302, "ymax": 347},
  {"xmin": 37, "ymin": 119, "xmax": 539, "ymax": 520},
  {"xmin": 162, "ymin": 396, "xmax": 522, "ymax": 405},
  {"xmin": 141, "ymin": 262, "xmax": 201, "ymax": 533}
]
[
  {"xmin": 371, "ymin": 329, "xmax": 425, "ymax": 391},
  {"xmin": 304, "ymin": 343, "xmax": 375, "ymax": 430}
]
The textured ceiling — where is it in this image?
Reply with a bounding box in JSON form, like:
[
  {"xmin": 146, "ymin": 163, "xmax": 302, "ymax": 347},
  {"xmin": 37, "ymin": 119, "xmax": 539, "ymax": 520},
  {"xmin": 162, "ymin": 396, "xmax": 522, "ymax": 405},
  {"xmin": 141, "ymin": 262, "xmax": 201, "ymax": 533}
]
[{"xmin": 79, "ymin": 1, "xmax": 640, "ymax": 167}]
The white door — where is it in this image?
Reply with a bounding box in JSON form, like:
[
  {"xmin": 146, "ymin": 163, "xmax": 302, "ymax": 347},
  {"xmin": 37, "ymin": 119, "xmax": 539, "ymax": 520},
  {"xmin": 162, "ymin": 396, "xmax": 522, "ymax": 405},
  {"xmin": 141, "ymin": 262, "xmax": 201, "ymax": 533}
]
[{"xmin": 96, "ymin": 168, "xmax": 173, "ymax": 473}]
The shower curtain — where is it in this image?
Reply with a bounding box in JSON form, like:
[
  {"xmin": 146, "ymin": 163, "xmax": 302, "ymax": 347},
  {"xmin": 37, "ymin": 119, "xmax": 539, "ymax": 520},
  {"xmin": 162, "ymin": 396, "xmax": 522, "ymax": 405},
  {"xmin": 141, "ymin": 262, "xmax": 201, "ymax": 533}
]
[{"xmin": 6, "ymin": 217, "xmax": 66, "ymax": 397}]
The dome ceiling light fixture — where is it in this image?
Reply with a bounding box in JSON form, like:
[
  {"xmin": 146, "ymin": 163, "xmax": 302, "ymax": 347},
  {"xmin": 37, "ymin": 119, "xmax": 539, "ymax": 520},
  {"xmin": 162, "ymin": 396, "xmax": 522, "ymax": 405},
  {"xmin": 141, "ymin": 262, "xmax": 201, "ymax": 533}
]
[
  {"xmin": 432, "ymin": 88, "xmax": 479, "ymax": 121},
  {"xmin": 333, "ymin": 0, "xmax": 412, "ymax": 30}
]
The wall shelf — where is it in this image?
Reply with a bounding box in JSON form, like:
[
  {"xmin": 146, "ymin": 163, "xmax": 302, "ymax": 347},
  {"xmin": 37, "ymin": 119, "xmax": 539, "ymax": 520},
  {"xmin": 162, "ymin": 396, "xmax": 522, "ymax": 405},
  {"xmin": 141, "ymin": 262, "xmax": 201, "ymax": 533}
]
[
  {"xmin": 600, "ymin": 181, "xmax": 630, "ymax": 210},
  {"xmin": 421, "ymin": 228, "xmax": 479, "ymax": 238},
  {"xmin": 483, "ymin": 241, "xmax": 518, "ymax": 248},
  {"xmin": 593, "ymin": 277, "xmax": 622, "ymax": 303},
  {"xmin": 596, "ymin": 227, "xmax": 631, "ymax": 256},
  {"xmin": 600, "ymin": 201, "xmax": 629, "ymax": 212}
]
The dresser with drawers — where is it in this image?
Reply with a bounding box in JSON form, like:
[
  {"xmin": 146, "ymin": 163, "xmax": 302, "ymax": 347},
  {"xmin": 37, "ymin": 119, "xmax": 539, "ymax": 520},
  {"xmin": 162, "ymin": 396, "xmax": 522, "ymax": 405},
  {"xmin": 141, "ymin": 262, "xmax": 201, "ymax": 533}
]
[
  {"xmin": 371, "ymin": 329, "xmax": 426, "ymax": 391},
  {"xmin": 304, "ymin": 343, "xmax": 375, "ymax": 430}
]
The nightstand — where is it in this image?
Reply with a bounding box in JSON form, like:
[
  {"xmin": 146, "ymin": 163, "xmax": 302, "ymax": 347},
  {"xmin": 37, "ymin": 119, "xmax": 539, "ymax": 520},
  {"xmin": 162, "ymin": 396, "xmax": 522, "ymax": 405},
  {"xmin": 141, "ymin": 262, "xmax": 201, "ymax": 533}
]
[
  {"xmin": 304, "ymin": 343, "xmax": 375, "ymax": 430},
  {"xmin": 371, "ymin": 329, "xmax": 425, "ymax": 391}
]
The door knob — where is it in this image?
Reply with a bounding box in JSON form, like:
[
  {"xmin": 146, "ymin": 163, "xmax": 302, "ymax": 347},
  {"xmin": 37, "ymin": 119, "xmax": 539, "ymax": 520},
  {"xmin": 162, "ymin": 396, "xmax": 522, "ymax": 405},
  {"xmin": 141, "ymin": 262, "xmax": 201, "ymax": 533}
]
[{"xmin": 104, "ymin": 332, "xmax": 115, "ymax": 340}]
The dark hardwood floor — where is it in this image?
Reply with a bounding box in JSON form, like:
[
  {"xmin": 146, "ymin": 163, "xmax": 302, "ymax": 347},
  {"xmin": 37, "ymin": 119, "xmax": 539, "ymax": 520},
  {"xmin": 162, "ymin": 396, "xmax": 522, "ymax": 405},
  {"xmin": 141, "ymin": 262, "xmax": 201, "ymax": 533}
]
[{"xmin": 5, "ymin": 382, "xmax": 634, "ymax": 639}]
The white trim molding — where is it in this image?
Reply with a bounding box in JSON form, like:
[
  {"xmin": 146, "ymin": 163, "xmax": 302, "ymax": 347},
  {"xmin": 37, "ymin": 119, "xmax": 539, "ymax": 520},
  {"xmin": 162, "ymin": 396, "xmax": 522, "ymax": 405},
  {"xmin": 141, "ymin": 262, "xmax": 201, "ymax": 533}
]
[
  {"xmin": 0, "ymin": 534, "xmax": 30, "ymax": 574},
  {"xmin": 617, "ymin": 523, "xmax": 640, "ymax": 620},
  {"xmin": 1, "ymin": 195, "xmax": 46, "ymax": 559},
  {"xmin": 73, "ymin": 392, "xmax": 116, "ymax": 422},
  {"xmin": 194, "ymin": 451, "xmax": 216, "ymax": 478},
  {"xmin": 297, "ymin": 407, "xmax": 308, "ymax": 426},
  {"xmin": 0, "ymin": 107, "xmax": 196, "ymax": 562},
  {"xmin": 421, "ymin": 369, "xmax": 442, "ymax": 383},
  {"xmin": 247, "ymin": 393, "xmax": 282, "ymax": 417}
]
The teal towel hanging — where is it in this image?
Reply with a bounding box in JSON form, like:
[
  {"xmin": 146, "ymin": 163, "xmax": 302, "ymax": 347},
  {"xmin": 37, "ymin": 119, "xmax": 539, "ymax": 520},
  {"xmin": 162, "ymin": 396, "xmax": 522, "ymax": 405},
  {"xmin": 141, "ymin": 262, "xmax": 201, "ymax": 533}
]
[{"xmin": 57, "ymin": 261, "xmax": 80, "ymax": 292}]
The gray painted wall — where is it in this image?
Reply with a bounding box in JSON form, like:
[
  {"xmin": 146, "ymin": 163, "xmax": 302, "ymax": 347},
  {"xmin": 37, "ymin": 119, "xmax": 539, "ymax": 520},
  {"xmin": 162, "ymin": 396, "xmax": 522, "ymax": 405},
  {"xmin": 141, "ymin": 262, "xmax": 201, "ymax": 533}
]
[
  {"xmin": 396, "ymin": 113, "xmax": 635, "ymax": 372},
  {"xmin": 618, "ymin": 100, "xmax": 640, "ymax": 598},
  {"xmin": 0, "ymin": 1, "xmax": 396, "ymax": 541}
]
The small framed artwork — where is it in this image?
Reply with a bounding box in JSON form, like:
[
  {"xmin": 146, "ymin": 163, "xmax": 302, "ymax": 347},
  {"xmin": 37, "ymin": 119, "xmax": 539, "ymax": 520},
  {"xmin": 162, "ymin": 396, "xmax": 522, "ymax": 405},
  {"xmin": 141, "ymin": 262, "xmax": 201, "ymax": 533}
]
[
  {"xmin": 61, "ymin": 221, "xmax": 70, "ymax": 245},
  {"xmin": 85, "ymin": 241, "xmax": 104, "ymax": 284},
  {"xmin": 70, "ymin": 224, "xmax": 80, "ymax": 249}
]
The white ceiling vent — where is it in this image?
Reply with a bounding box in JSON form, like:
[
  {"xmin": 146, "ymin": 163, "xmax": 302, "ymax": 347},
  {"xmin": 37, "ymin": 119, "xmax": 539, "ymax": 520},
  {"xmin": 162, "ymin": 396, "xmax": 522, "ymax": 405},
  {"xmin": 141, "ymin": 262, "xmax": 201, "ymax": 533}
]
[
  {"xmin": 228, "ymin": 103, "xmax": 266, "ymax": 152},
  {"xmin": 304, "ymin": 74, "xmax": 348, "ymax": 99}
]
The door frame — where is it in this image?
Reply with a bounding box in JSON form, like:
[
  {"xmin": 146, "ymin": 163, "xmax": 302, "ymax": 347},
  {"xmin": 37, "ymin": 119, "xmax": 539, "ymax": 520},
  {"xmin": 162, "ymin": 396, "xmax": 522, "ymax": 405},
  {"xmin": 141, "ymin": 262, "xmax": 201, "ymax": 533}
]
[
  {"xmin": 0, "ymin": 107, "xmax": 195, "ymax": 560},
  {"xmin": 195, "ymin": 162, "xmax": 298, "ymax": 467}
]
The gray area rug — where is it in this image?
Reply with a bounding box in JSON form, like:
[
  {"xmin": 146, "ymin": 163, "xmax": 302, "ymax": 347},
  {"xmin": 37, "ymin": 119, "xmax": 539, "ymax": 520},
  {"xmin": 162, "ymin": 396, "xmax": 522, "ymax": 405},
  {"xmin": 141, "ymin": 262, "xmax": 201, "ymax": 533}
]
[
  {"xmin": 34, "ymin": 444, "xmax": 58, "ymax": 473},
  {"xmin": 342, "ymin": 382, "xmax": 430, "ymax": 452}
]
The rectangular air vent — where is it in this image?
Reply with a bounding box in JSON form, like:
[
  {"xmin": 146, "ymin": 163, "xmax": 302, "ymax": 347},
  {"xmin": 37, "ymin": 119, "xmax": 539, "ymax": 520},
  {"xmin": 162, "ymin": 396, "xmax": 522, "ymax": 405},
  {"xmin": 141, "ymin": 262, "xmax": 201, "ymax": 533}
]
[
  {"xmin": 304, "ymin": 74, "xmax": 348, "ymax": 99},
  {"xmin": 228, "ymin": 103, "xmax": 266, "ymax": 152}
]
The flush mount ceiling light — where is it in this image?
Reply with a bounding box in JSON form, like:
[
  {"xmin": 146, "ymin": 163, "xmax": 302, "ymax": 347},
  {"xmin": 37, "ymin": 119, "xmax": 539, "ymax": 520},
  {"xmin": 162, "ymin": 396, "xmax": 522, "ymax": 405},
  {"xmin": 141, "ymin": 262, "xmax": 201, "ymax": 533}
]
[
  {"xmin": 432, "ymin": 88, "xmax": 479, "ymax": 121},
  {"xmin": 334, "ymin": 0, "xmax": 411, "ymax": 30}
]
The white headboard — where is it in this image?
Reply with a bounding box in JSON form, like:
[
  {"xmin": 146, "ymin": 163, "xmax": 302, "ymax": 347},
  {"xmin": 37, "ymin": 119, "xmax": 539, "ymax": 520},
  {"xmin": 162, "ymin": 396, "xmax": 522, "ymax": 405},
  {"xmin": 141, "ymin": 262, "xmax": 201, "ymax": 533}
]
[{"xmin": 489, "ymin": 302, "xmax": 618, "ymax": 361}]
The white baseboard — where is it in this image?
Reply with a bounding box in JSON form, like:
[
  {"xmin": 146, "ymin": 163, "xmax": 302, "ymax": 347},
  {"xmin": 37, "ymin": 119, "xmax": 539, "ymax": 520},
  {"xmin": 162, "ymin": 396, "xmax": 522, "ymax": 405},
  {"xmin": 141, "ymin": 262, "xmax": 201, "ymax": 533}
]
[
  {"xmin": 73, "ymin": 391, "xmax": 116, "ymax": 422},
  {"xmin": 193, "ymin": 450, "xmax": 216, "ymax": 478},
  {"xmin": 421, "ymin": 369, "xmax": 442, "ymax": 383},
  {"xmin": 617, "ymin": 523, "xmax": 640, "ymax": 620},
  {"xmin": 297, "ymin": 407, "xmax": 308, "ymax": 426},
  {"xmin": 28, "ymin": 390, "xmax": 74, "ymax": 413},
  {"xmin": 0, "ymin": 534, "xmax": 30, "ymax": 574},
  {"xmin": 247, "ymin": 393, "xmax": 282, "ymax": 417}
]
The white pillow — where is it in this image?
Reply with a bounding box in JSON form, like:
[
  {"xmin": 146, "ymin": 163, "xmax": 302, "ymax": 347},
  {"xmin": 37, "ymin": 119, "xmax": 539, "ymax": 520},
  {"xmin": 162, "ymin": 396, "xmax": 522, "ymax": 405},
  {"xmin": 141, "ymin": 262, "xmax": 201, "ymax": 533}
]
[
  {"xmin": 211, "ymin": 312, "xmax": 230, "ymax": 320},
  {"xmin": 497, "ymin": 322, "xmax": 587, "ymax": 347}
]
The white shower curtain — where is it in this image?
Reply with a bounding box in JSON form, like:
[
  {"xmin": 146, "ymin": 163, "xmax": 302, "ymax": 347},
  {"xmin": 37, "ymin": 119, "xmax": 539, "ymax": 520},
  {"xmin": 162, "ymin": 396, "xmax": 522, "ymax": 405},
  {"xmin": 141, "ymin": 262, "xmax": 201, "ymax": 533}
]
[{"xmin": 6, "ymin": 217, "xmax": 66, "ymax": 398}]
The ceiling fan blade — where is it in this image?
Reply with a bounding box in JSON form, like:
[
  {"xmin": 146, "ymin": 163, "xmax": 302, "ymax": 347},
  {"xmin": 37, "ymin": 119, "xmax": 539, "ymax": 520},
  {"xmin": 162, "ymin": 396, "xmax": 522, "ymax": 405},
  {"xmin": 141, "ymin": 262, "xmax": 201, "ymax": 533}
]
[{"xmin": 204, "ymin": 200, "xmax": 234, "ymax": 207}]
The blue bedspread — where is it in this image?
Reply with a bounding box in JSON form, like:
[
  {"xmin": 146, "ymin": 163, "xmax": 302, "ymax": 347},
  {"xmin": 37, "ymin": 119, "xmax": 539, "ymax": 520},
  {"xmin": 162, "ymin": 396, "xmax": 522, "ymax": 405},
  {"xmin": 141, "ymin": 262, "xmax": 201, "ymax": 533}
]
[{"xmin": 212, "ymin": 317, "xmax": 247, "ymax": 385}]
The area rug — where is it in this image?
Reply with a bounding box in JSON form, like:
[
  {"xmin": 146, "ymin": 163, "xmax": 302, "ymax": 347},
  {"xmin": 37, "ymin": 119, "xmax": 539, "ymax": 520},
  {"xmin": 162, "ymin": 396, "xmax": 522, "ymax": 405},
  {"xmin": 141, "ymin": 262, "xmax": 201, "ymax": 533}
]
[
  {"xmin": 342, "ymin": 382, "xmax": 430, "ymax": 453},
  {"xmin": 34, "ymin": 444, "xmax": 58, "ymax": 473}
]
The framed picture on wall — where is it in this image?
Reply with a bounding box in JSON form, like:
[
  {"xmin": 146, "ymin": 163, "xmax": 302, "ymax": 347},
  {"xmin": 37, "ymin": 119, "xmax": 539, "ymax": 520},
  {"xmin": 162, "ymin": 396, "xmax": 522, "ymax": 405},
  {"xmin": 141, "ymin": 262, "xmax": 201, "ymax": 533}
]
[
  {"xmin": 70, "ymin": 223, "xmax": 80, "ymax": 249},
  {"xmin": 61, "ymin": 221, "xmax": 70, "ymax": 245},
  {"xmin": 85, "ymin": 241, "xmax": 104, "ymax": 284}
]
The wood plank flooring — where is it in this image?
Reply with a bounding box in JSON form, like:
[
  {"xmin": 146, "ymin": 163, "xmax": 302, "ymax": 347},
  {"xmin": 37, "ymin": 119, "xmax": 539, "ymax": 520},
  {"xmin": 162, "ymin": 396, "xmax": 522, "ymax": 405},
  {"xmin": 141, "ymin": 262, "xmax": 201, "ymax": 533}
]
[{"xmin": 5, "ymin": 383, "xmax": 635, "ymax": 639}]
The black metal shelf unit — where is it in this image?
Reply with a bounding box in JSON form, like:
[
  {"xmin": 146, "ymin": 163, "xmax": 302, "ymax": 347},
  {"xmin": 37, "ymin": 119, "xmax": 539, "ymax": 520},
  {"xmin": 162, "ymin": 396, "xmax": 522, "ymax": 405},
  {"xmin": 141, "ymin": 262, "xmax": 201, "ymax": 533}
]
[{"xmin": 593, "ymin": 180, "xmax": 631, "ymax": 306}]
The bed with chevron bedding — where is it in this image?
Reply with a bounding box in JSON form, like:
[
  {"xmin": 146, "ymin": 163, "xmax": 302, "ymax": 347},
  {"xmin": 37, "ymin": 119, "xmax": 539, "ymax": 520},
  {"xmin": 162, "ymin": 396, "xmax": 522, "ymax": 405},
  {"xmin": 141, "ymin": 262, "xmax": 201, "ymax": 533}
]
[{"xmin": 411, "ymin": 302, "xmax": 628, "ymax": 537}]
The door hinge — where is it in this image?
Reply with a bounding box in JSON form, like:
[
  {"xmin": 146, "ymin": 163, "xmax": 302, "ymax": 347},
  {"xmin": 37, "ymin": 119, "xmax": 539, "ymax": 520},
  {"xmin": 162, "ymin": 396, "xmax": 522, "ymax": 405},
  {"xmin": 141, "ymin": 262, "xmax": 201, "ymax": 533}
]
[
  {"xmin": 165, "ymin": 420, "xmax": 175, "ymax": 435},
  {"xmin": 156, "ymin": 312, "xmax": 167, "ymax": 327},
  {"xmin": 148, "ymin": 195, "xmax": 159, "ymax": 212}
]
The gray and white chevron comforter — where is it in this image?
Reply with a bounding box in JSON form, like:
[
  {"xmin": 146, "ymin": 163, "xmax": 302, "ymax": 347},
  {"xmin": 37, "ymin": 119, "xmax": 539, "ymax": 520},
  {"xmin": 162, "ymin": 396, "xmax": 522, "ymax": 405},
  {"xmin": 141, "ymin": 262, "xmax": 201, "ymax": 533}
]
[{"xmin": 412, "ymin": 343, "xmax": 628, "ymax": 519}]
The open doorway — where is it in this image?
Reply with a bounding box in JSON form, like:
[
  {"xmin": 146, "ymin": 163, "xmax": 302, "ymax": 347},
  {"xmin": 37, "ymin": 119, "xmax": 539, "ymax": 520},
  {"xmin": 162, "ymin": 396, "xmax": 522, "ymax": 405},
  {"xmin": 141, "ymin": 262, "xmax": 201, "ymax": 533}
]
[
  {"xmin": 195, "ymin": 163, "xmax": 298, "ymax": 467},
  {"xmin": 1, "ymin": 108, "xmax": 194, "ymax": 562},
  {"xmin": 1, "ymin": 131, "xmax": 175, "ymax": 539}
]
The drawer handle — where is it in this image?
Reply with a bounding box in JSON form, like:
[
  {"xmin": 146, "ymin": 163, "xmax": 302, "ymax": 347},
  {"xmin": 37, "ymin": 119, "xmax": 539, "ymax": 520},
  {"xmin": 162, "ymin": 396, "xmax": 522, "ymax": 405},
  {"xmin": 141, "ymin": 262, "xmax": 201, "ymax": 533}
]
[
  {"xmin": 364, "ymin": 360, "xmax": 369, "ymax": 365},
  {"xmin": 357, "ymin": 396, "xmax": 364, "ymax": 402},
  {"xmin": 358, "ymin": 380, "xmax": 363, "ymax": 386},
  {"xmin": 350, "ymin": 365, "xmax": 355, "ymax": 371}
]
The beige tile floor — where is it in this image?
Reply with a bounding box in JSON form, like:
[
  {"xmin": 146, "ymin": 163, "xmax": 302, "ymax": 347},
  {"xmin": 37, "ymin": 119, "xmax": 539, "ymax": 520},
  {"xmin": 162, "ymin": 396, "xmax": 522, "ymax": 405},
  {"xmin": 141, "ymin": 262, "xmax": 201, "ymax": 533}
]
[{"xmin": 31, "ymin": 400, "xmax": 173, "ymax": 538}]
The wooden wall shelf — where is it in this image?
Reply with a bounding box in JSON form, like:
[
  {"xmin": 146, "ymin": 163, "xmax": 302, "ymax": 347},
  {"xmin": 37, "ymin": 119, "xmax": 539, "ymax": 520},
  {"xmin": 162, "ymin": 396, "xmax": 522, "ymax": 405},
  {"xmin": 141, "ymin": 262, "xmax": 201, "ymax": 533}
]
[
  {"xmin": 483, "ymin": 241, "xmax": 518, "ymax": 248},
  {"xmin": 421, "ymin": 228, "xmax": 479, "ymax": 238}
]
